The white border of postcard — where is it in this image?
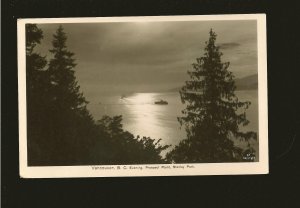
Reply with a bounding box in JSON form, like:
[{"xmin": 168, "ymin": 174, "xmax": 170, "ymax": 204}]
[{"xmin": 18, "ymin": 14, "xmax": 268, "ymax": 178}]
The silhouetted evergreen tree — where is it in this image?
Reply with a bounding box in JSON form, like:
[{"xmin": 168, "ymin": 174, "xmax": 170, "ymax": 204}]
[
  {"xmin": 41, "ymin": 25, "xmax": 96, "ymax": 165},
  {"xmin": 26, "ymin": 24, "xmax": 49, "ymax": 165},
  {"xmin": 166, "ymin": 29, "xmax": 257, "ymax": 163},
  {"xmin": 47, "ymin": 26, "xmax": 88, "ymax": 113}
]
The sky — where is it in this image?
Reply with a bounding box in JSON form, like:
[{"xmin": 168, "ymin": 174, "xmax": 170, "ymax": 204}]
[{"xmin": 36, "ymin": 20, "xmax": 257, "ymax": 101}]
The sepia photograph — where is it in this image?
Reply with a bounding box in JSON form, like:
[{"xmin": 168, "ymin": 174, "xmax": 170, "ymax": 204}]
[{"xmin": 18, "ymin": 14, "xmax": 268, "ymax": 177}]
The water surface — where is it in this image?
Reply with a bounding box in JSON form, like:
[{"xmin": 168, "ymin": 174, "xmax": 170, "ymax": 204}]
[{"xmin": 88, "ymin": 91, "xmax": 258, "ymax": 158}]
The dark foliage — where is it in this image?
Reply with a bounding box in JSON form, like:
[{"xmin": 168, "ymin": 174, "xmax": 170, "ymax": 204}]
[
  {"xmin": 26, "ymin": 24, "xmax": 49, "ymax": 165},
  {"xmin": 166, "ymin": 30, "xmax": 257, "ymax": 163},
  {"xmin": 26, "ymin": 24, "xmax": 169, "ymax": 166},
  {"xmin": 93, "ymin": 115, "xmax": 170, "ymax": 164}
]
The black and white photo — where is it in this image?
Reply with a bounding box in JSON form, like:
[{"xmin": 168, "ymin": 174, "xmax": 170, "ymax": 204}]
[{"xmin": 18, "ymin": 14, "xmax": 268, "ymax": 177}]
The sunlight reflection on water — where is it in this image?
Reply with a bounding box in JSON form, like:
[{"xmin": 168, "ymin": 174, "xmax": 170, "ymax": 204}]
[
  {"xmin": 89, "ymin": 92, "xmax": 186, "ymax": 148},
  {"xmin": 122, "ymin": 93, "xmax": 186, "ymax": 146}
]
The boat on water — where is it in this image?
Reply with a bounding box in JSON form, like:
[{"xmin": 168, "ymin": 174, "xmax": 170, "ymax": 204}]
[{"xmin": 154, "ymin": 99, "xmax": 168, "ymax": 105}]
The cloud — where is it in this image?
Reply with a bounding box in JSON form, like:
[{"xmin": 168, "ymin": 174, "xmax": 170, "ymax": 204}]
[{"xmin": 35, "ymin": 20, "xmax": 258, "ymax": 99}]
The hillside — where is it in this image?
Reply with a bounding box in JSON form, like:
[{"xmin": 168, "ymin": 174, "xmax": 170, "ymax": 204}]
[{"xmin": 234, "ymin": 74, "xmax": 258, "ymax": 91}]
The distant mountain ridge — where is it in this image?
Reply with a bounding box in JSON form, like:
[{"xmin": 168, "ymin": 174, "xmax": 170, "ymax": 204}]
[
  {"xmin": 168, "ymin": 74, "xmax": 258, "ymax": 92},
  {"xmin": 234, "ymin": 74, "xmax": 258, "ymax": 90}
]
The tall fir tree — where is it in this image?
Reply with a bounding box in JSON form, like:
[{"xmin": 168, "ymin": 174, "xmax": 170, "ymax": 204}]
[
  {"xmin": 166, "ymin": 29, "xmax": 257, "ymax": 163},
  {"xmin": 48, "ymin": 25, "xmax": 88, "ymax": 113},
  {"xmin": 46, "ymin": 25, "xmax": 95, "ymax": 165}
]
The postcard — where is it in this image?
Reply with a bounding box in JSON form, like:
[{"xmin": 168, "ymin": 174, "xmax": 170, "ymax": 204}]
[{"xmin": 18, "ymin": 14, "xmax": 268, "ymax": 178}]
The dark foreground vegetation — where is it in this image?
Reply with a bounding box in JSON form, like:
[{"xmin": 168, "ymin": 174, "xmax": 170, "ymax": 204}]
[
  {"xmin": 26, "ymin": 25, "xmax": 169, "ymax": 166},
  {"xmin": 26, "ymin": 24, "xmax": 256, "ymax": 166}
]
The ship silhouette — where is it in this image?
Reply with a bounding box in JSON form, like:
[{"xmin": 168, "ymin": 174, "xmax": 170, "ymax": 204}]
[{"xmin": 154, "ymin": 99, "xmax": 168, "ymax": 105}]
